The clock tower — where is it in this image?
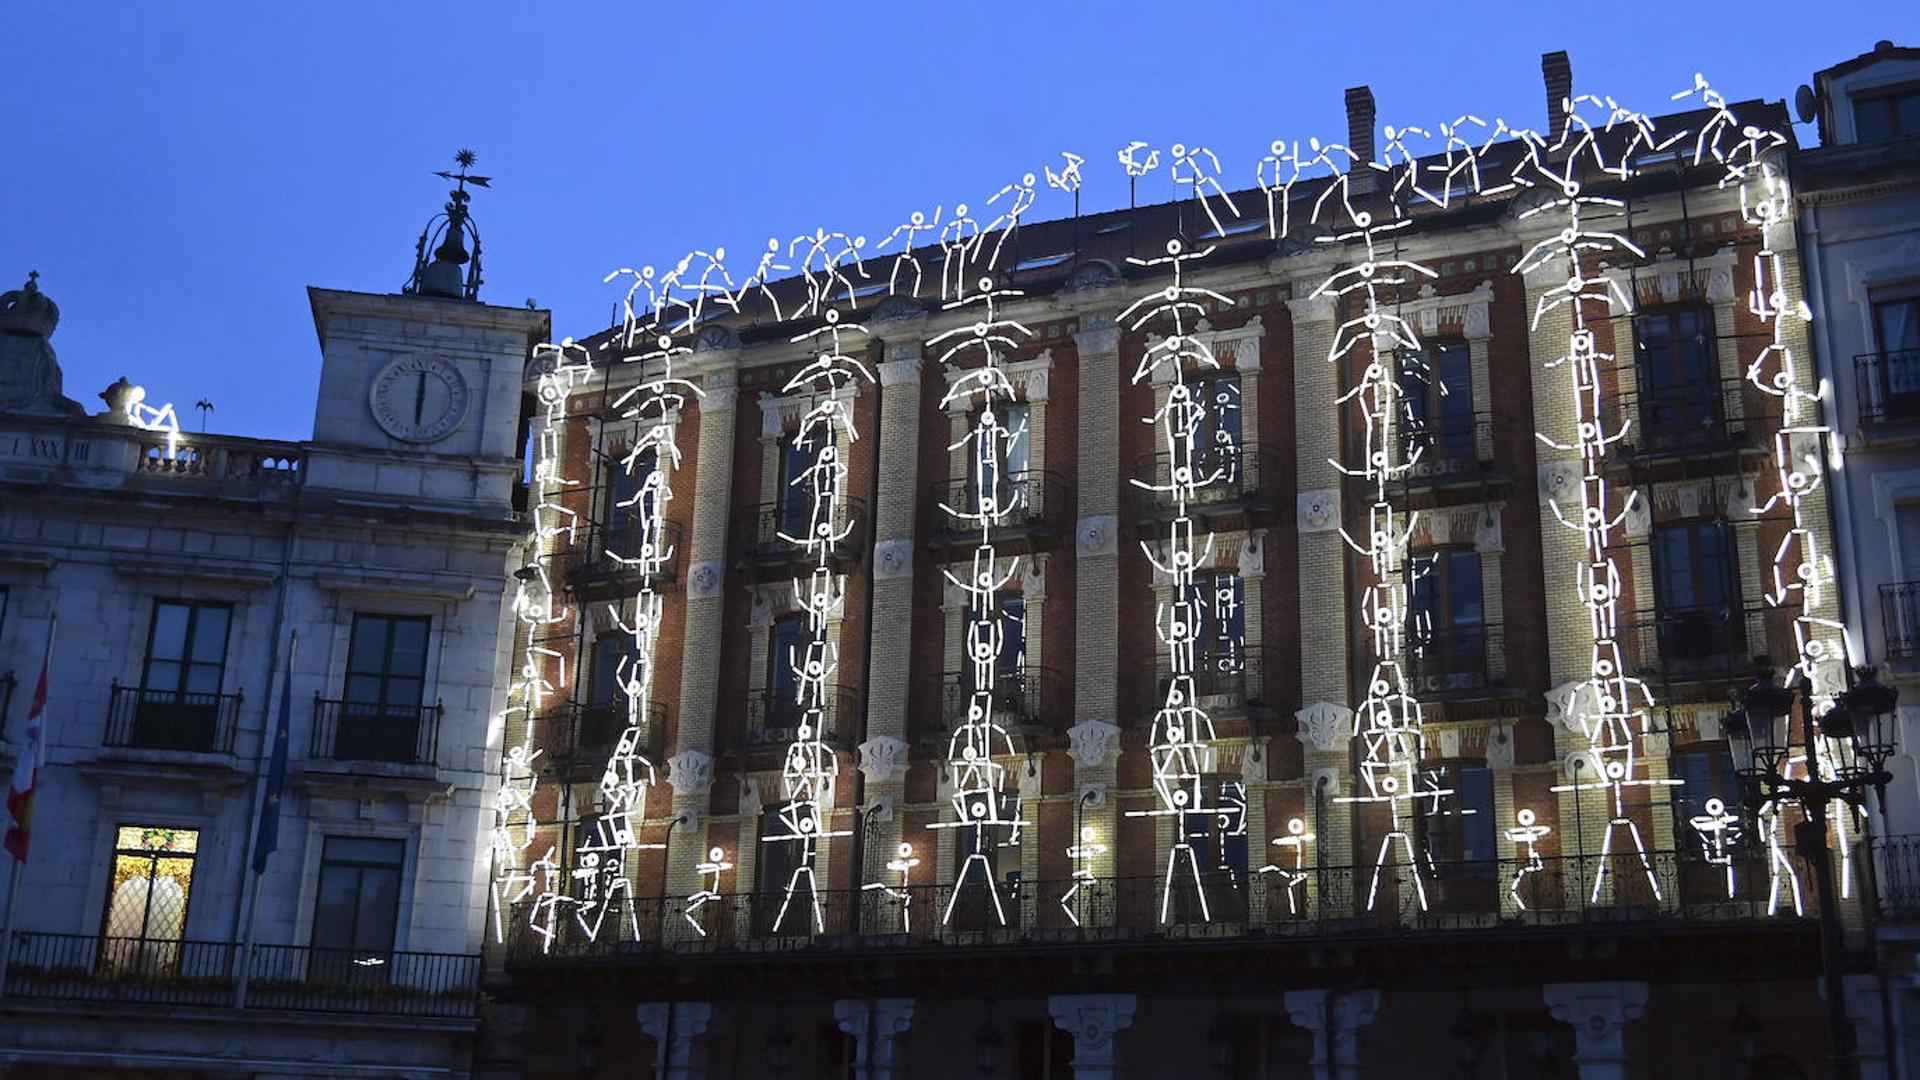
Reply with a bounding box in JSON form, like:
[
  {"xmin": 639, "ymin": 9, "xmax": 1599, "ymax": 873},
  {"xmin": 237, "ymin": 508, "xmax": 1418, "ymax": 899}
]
[{"xmin": 305, "ymin": 153, "xmax": 548, "ymax": 507}]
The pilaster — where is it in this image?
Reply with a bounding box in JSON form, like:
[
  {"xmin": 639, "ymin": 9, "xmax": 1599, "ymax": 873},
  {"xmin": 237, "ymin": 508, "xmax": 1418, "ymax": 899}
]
[
  {"xmin": 1048, "ymin": 993, "xmax": 1137, "ymax": 1080},
  {"xmin": 1543, "ymin": 981, "xmax": 1649, "ymax": 1080},
  {"xmin": 676, "ymin": 371, "xmax": 738, "ymax": 752},
  {"xmin": 864, "ymin": 343, "xmax": 925, "ymax": 877},
  {"xmin": 834, "ymin": 997, "xmax": 917, "ymax": 1080},
  {"xmin": 1283, "ymin": 988, "xmax": 1382, "ymax": 1080},
  {"xmin": 637, "ymin": 1001, "xmax": 715, "ymax": 1080}
]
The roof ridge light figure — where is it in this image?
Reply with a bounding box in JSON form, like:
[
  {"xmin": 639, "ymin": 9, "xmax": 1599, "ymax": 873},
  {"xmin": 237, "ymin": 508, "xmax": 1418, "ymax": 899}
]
[
  {"xmin": 657, "ymin": 248, "xmax": 740, "ymax": 333},
  {"xmin": 739, "ymin": 238, "xmax": 795, "ymax": 323},
  {"xmin": 760, "ymin": 308, "xmax": 871, "ymax": 936},
  {"xmin": 1505, "ymin": 808, "xmax": 1552, "ymax": 912},
  {"xmin": 938, "ymin": 204, "xmax": 983, "ymax": 301},
  {"xmin": 789, "ymin": 228, "xmax": 870, "ymax": 319},
  {"xmin": 1120, "ymin": 238, "xmax": 1236, "ymax": 924},
  {"xmin": 121, "ymin": 384, "xmax": 184, "ymax": 461},
  {"xmin": 879, "ymin": 206, "xmax": 943, "ymax": 297},
  {"xmin": 983, "ymin": 172, "xmax": 1039, "ymax": 270},
  {"xmin": 928, "ymin": 277, "xmax": 1033, "ymax": 930},
  {"xmin": 1169, "ymin": 144, "xmax": 1240, "ymax": 238},
  {"xmin": 684, "ymin": 846, "xmax": 733, "ymax": 938},
  {"xmin": 863, "ymin": 842, "xmax": 920, "ymax": 934}
]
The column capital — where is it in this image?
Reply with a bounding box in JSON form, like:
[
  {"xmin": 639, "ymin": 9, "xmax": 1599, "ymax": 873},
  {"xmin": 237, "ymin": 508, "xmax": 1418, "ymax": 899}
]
[
  {"xmin": 1283, "ymin": 989, "xmax": 1381, "ymax": 1080},
  {"xmin": 1544, "ymin": 981, "xmax": 1648, "ymax": 1080},
  {"xmin": 1067, "ymin": 719, "xmax": 1122, "ymax": 770},
  {"xmin": 835, "ymin": 998, "xmax": 917, "ymax": 1080},
  {"xmin": 1050, "ymin": 993, "xmax": 1137, "ymax": 1077},
  {"xmin": 668, "ymin": 749, "xmax": 714, "ymax": 801},
  {"xmin": 857, "ymin": 735, "xmax": 909, "ymax": 786},
  {"xmin": 1073, "ymin": 320, "xmax": 1121, "ymax": 355},
  {"xmin": 878, "ymin": 355, "xmax": 923, "ymax": 386},
  {"xmin": 637, "ymin": 1002, "xmax": 715, "ymax": 1080},
  {"xmin": 701, "ymin": 370, "xmax": 737, "ymax": 409},
  {"xmin": 1295, "ymin": 701, "xmax": 1353, "ymax": 753},
  {"xmin": 1285, "ymin": 291, "xmax": 1337, "ymax": 324}
]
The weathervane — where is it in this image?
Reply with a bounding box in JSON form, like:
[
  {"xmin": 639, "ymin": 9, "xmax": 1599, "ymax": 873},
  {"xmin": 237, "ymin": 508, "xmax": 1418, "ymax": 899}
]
[{"xmin": 405, "ymin": 149, "xmax": 490, "ymax": 301}]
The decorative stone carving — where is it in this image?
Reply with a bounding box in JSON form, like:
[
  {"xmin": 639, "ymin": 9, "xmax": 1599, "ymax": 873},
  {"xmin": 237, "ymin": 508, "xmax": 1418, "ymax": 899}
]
[
  {"xmin": 1238, "ymin": 531, "xmax": 1266, "ymax": 578},
  {"xmin": 1544, "ymin": 681, "xmax": 1592, "ymax": 730},
  {"xmin": 1022, "ymin": 556, "xmax": 1047, "ymax": 600},
  {"xmin": 1062, "ymin": 260, "xmax": 1120, "ymax": 293},
  {"xmin": 637, "ymin": 1001, "xmax": 715, "ymax": 1080},
  {"xmin": 1285, "ymin": 292, "xmax": 1336, "ymax": 323},
  {"xmin": 1076, "ymin": 514, "xmax": 1117, "ymax": 557},
  {"xmin": 867, "ymin": 294, "xmax": 926, "ymax": 325},
  {"xmin": 1298, "ymin": 489, "xmax": 1340, "ymax": 533},
  {"xmin": 668, "ymin": 749, "xmax": 714, "ymax": 800},
  {"xmin": 874, "ymin": 539, "xmax": 913, "ymax": 580},
  {"xmin": 865, "ymin": 794, "xmax": 895, "ymax": 822},
  {"xmin": 694, "ymin": 323, "xmax": 738, "ymax": 352},
  {"xmin": 1563, "ymin": 749, "xmax": 1603, "ymax": 783},
  {"xmin": 1024, "ymin": 368, "xmax": 1050, "ymax": 402},
  {"xmin": 1538, "ymin": 460, "xmax": 1580, "ymax": 506},
  {"xmin": 1485, "ymin": 722, "xmax": 1516, "ymax": 770},
  {"xmin": 1705, "ymin": 266, "xmax": 1736, "ymax": 304},
  {"xmin": 0, "ymin": 273, "xmax": 81, "ymax": 416},
  {"xmin": 1435, "ymin": 727, "xmax": 1462, "ymax": 759},
  {"xmin": 1067, "ymin": 719, "xmax": 1122, "ymax": 769},
  {"xmin": 1284, "ymin": 988, "xmax": 1382, "ymax": 1080},
  {"xmin": 1049, "ymin": 993, "xmax": 1138, "ymax": 1078},
  {"xmin": 857, "ymin": 735, "xmax": 909, "ymax": 786},
  {"xmin": 1311, "ymin": 766, "xmax": 1342, "ymax": 797},
  {"xmin": 738, "ymin": 775, "xmax": 763, "ymax": 820},
  {"xmin": 1241, "ymin": 740, "xmax": 1268, "ymax": 784},
  {"xmin": 1544, "ymin": 982, "xmax": 1649, "ymax": 1080},
  {"xmin": 1462, "ymin": 300, "xmax": 1492, "ymax": 340},
  {"xmin": 878, "ymin": 356, "xmax": 922, "ymax": 386},
  {"xmin": 834, "ymin": 999, "xmax": 917, "ymax": 1080},
  {"xmin": 1474, "ymin": 508, "xmax": 1504, "ymax": 554},
  {"xmin": 687, "ymin": 560, "xmax": 724, "ymax": 600},
  {"xmin": 701, "ymin": 369, "xmax": 737, "ymax": 410},
  {"xmin": 1694, "ymin": 709, "xmax": 1723, "ymax": 742},
  {"xmin": 1622, "ymin": 495, "xmax": 1651, "ymax": 539},
  {"xmin": 1296, "ymin": 701, "xmax": 1353, "ymax": 753}
]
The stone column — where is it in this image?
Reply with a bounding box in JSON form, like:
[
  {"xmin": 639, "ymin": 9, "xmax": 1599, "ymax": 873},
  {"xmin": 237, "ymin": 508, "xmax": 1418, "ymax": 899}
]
[
  {"xmin": 1283, "ymin": 988, "xmax": 1381, "ymax": 1080},
  {"xmin": 668, "ymin": 369, "xmax": 738, "ymax": 899},
  {"xmin": 834, "ymin": 998, "xmax": 916, "ymax": 1080},
  {"xmin": 1843, "ymin": 973, "xmax": 1890, "ymax": 1080},
  {"xmin": 1543, "ymin": 981, "xmax": 1649, "ymax": 1080},
  {"xmin": 637, "ymin": 1001, "xmax": 715, "ymax": 1080},
  {"xmin": 1070, "ymin": 315, "xmax": 1123, "ymax": 919},
  {"xmin": 861, "ymin": 343, "xmax": 925, "ymax": 879},
  {"xmin": 1049, "ymin": 993, "xmax": 1137, "ymax": 1080}
]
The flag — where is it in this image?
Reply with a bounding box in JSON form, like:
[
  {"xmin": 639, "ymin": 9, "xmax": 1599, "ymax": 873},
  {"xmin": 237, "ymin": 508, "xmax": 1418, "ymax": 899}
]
[
  {"xmin": 4, "ymin": 637, "xmax": 52, "ymax": 863},
  {"xmin": 251, "ymin": 646, "xmax": 293, "ymax": 875}
]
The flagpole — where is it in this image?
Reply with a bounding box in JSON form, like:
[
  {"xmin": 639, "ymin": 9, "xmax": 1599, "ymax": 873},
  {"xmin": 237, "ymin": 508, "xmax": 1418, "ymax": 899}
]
[
  {"xmin": 235, "ymin": 629, "xmax": 296, "ymax": 1010},
  {"xmin": 0, "ymin": 613, "xmax": 57, "ymax": 1000}
]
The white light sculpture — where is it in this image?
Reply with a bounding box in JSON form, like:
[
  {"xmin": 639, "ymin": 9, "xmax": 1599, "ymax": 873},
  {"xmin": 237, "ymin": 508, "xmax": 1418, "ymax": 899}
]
[
  {"xmin": 1689, "ymin": 797, "xmax": 1741, "ymax": 901},
  {"xmin": 685, "ymin": 845, "xmax": 732, "ymax": 938},
  {"xmin": 1505, "ymin": 808, "xmax": 1552, "ymax": 911},
  {"xmin": 1259, "ymin": 817, "xmax": 1315, "ymax": 916},
  {"xmin": 1061, "ymin": 826, "xmax": 1108, "ymax": 928},
  {"xmin": 862, "ymin": 842, "xmax": 920, "ymax": 934},
  {"xmin": 1121, "ymin": 236, "xmax": 1236, "ymax": 925},
  {"xmin": 122, "ymin": 384, "xmax": 184, "ymax": 460},
  {"xmin": 928, "ymin": 269, "xmax": 1035, "ymax": 929}
]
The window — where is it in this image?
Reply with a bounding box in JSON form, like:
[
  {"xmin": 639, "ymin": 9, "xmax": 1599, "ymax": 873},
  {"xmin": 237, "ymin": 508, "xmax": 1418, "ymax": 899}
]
[
  {"xmin": 764, "ymin": 612, "xmax": 808, "ymax": 734},
  {"xmin": 1190, "ymin": 372, "xmax": 1243, "ymax": 488},
  {"xmin": 1871, "ymin": 293, "xmax": 1920, "ymax": 421},
  {"xmin": 1634, "ymin": 307, "xmax": 1720, "ymax": 450},
  {"xmin": 311, "ymin": 836, "xmax": 406, "ymax": 983},
  {"xmin": 1651, "ymin": 522, "xmax": 1739, "ymax": 667},
  {"xmin": 100, "ymin": 826, "xmax": 198, "ymax": 975},
  {"xmin": 338, "ymin": 615, "xmax": 432, "ymax": 762},
  {"xmin": 968, "ymin": 401, "xmax": 1031, "ymax": 516},
  {"xmin": 1176, "ymin": 778, "xmax": 1250, "ymax": 923},
  {"xmin": 1186, "ymin": 571, "xmax": 1246, "ymax": 694},
  {"xmin": 754, "ymin": 804, "xmax": 811, "ymax": 935},
  {"xmin": 1853, "ymin": 85, "xmax": 1920, "ymax": 141},
  {"xmin": 1412, "ymin": 549, "xmax": 1487, "ymax": 682},
  {"xmin": 1401, "ymin": 339, "xmax": 1476, "ymax": 466},
  {"xmin": 133, "ymin": 600, "xmax": 231, "ymax": 751},
  {"xmin": 965, "ymin": 595, "xmax": 1028, "ymax": 692},
  {"xmin": 1673, "ymin": 748, "xmax": 1739, "ymax": 848},
  {"xmin": 583, "ymin": 635, "xmax": 632, "ymax": 753},
  {"xmin": 1417, "ymin": 765, "xmax": 1497, "ymax": 909},
  {"xmin": 952, "ymin": 792, "xmax": 1024, "ymax": 930},
  {"xmin": 778, "ymin": 427, "xmax": 831, "ymax": 538},
  {"xmin": 603, "ymin": 447, "xmax": 658, "ymax": 558}
]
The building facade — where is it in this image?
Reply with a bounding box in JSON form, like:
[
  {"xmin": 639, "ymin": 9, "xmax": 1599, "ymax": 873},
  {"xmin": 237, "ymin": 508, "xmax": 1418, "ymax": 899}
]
[
  {"xmin": 0, "ymin": 186, "xmax": 547, "ymax": 1074},
  {"xmin": 483, "ymin": 56, "xmax": 1883, "ymax": 1079},
  {"xmin": 1795, "ymin": 38, "xmax": 1920, "ymax": 1079}
]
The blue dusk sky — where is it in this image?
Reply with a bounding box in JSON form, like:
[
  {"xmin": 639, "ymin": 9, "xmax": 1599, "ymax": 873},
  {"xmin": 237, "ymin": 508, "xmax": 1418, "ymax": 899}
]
[{"xmin": 6, "ymin": 3, "xmax": 1915, "ymax": 443}]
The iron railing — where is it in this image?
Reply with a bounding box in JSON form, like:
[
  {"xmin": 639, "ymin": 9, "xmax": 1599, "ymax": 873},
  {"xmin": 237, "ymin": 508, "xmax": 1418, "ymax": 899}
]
[
  {"xmin": 1614, "ymin": 377, "xmax": 1778, "ymax": 458},
  {"xmin": 310, "ymin": 696, "xmax": 442, "ymax": 766},
  {"xmin": 0, "ymin": 932, "xmax": 479, "ymax": 1018},
  {"xmin": 505, "ymin": 847, "xmax": 1819, "ymax": 963},
  {"xmin": 925, "ymin": 470, "xmax": 1070, "ymax": 541},
  {"xmin": 1875, "ymin": 837, "xmax": 1920, "ymax": 917},
  {"xmin": 539, "ymin": 700, "xmax": 667, "ymax": 773},
  {"xmin": 1406, "ymin": 624, "xmax": 1508, "ymax": 699},
  {"xmin": 1622, "ymin": 606, "xmax": 1750, "ymax": 685},
  {"xmin": 735, "ymin": 497, "xmax": 868, "ymax": 567},
  {"xmin": 1129, "ymin": 441, "xmax": 1286, "ymax": 517},
  {"xmin": 544, "ymin": 518, "xmax": 684, "ymax": 592},
  {"xmin": 1882, "ymin": 581, "xmax": 1920, "ymax": 665},
  {"xmin": 1856, "ymin": 349, "xmax": 1920, "ymax": 425},
  {"xmin": 102, "ymin": 683, "xmax": 242, "ymax": 755},
  {"xmin": 915, "ymin": 666, "xmax": 1064, "ymax": 741},
  {"xmin": 1397, "ymin": 412, "xmax": 1497, "ymax": 486},
  {"xmin": 1128, "ymin": 644, "xmax": 1280, "ymax": 723},
  {"xmin": 734, "ymin": 684, "xmax": 861, "ymax": 751}
]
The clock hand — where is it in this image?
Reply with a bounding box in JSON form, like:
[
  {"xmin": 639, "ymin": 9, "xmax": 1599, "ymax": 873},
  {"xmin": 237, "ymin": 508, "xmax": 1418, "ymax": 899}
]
[{"xmin": 414, "ymin": 371, "xmax": 428, "ymax": 425}]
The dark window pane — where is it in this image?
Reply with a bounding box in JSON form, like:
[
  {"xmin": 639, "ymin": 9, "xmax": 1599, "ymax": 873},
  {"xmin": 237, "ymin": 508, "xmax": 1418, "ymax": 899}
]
[
  {"xmin": 188, "ymin": 608, "xmax": 229, "ymax": 664},
  {"xmin": 349, "ymin": 619, "xmax": 389, "ymax": 674},
  {"xmin": 389, "ymin": 620, "xmax": 429, "ymax": 679},
  {"xmin": 1856, "ymin": 96, "xmax": 1894, "ymax": 141},
  {"xmin": 149, "ymin": 604, "xmax": 190, "ymax": 663}
]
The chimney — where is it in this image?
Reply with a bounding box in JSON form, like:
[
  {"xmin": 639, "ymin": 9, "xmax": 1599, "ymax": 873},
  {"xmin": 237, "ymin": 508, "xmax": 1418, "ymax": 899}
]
[
  {"xmin": 1542, "ymin": 51, "xmax": 1572, "ymax": 134},
  {"xmin": 1345, "ymin": 85, "xmax": 1377, "ymax": 192}
]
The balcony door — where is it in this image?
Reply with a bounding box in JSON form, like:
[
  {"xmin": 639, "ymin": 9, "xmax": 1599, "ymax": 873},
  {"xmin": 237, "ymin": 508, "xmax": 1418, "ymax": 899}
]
[
  {"xmin": 1873, "ymin": 294, "xmax": 1920, "ymax": 419},
  {"xmin": 964, "ymin": 595, "xmax": 1027, "ymax": 718},
  {"xmin": 584, "ymin": 634, "xmax": 633, "ymax": 755},
  {"xmin": 1189, "ymin": 372, "xmax": 1242, "ymax": 490},
  {"xmin": 134, "ymin": 600, "xmax": 230, "ymax": 751},
  {"xmin": 99, "ymin": 825, "xmax": 198, "ymax": 976},
  {"xmin": 1412, "ymin": 549, "xmax": 1487, "ymax": 686},
  {"xmin": 968, "ymin": 401, "xmax": 1030, "ymax": 516},
  {"xmin": 1651, "ymin": 522, "xmax": 1739, "ymax": 670},
  {"xmin": 1634, "ymin": 306, "xmax": 1719, "ymax": 450},
  {"xmin": 764, "ymin": 613, "xmax": 808, "ymax": 740},
  {"xmin": 1175, "ymin": 777, "xmax": 1250, "ymax": 924},
  {"xmin": 340, "ymin": 615, "xmax": 431, "ymax": 762},
  {"xmin": 311, "ymin": 836, "xmax": 406, "ymax": 984},
  {"xmin": 1401, "ymin": 339, "xmax": 1475, "ymax": 467},
  {"xmin": 603, "ymin": 447, "xmax": 658, "ymax": 560},
  {"xmin": 778, "ymin": 427, "xmax": 832, "ymax": 539},
  {"xmin": 1415, "ymin": 764, "xmax": 1497, "ymax": 911},
  {"xmin": 1186, "ymin": 572, "xmax": 1246, "ymax": 696}
]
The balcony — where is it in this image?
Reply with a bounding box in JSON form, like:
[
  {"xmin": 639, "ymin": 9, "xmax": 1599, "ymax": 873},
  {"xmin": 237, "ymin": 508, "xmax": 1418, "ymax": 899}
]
[
  {"xmin": 1129, "ymin": 441, "xmax": 1285, "ymax": 522},
  {"xmin": 1856, "ymin": 349, "xmax": 1920, "ymax": 427},
  {"xmin": 132, "ymin": 437, "xmax": 305, "ymax": 488},
  {"xmin": 1396, "ymin": 413, "xmax": 1500, "ymax": 491},
  {"xmin": 1884, "ymin": 581, "xmax": 1920, "ymax": 670},
  {"xmin": 913, "ymin": 666, "xmax": 1065, "ymax": 744},
  {"xmin": 1613, "ymin": 377, "xmax": 1778, "ymax": 464},
  {"xmin": 102, "ymin": 683, "xmax": 242, "ymax": 755},
  {"xmin": 0, "ymin": 932, "xmax": 479, "ymax": 1019},
  {"xmin": 1128, "ymin": 645, "xmax": 1281, "ymax": 725},
  {"xmin": 925, "ymin": 470, "xmax": 1070, "ymax": 548},
  {"xmin": 1406, "ymin": 624, "xmax": 1517, "ymax": 702},
  {"xmin": 503, "ymin": 847, "xmax": 1816, "ymax": 963},
  {"xmin": 734, "ymin": 497, "xmax": 867, "ymax": 571},
  {"xmin": 1623, "ymin": 606, "xmax": 1755, "ymax": 694},
  {"xmin": 310, "ymin": 697, "xmax": 442, "ymax": 766},
  {"xmin": 544, "ymin": 518, "xmax": 684, "ymax": 597},
  {"xmin": 540, "ymin": 700, "xmax": 668, "ymax": 776},
  {"xmin": 730, "ymin": 684, "xmax": 861, "ymax": 753}
]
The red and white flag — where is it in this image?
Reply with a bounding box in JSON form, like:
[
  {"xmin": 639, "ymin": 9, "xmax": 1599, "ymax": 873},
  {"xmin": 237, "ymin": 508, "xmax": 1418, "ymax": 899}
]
[{"xmin": 4, "ymin": 635, "xmax": 52, "ymax": 863}]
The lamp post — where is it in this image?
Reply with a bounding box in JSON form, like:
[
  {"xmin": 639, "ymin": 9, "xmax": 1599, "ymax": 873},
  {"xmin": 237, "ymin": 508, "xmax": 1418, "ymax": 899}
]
[{"xmin": 1724, "ymin": 663, "xmax": 1900, "ymax": 1080}]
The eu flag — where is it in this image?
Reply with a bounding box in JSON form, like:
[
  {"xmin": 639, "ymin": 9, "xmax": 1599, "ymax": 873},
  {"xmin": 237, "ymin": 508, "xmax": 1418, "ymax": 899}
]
[{"xmin": 252, "ymin": 647, "xmax": 293, "ymax": 875}]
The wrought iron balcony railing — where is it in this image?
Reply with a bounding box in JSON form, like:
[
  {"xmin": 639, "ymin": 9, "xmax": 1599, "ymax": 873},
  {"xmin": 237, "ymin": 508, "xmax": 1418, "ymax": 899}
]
[
  {"xmin": 1406, "ymin": 624, "xmax": 1510, "ymax": 699},
  {"xmin": 102, "ymin": 683, "xmax": 242, "ymax": 755},
  {"xmin": 503, "ymin": 846, "xmax": 1819, "ymax": 963},
  {"xmin": 539, "ymin": 700, "xmax": 668, "ymax": 773},
  {"xmin": 310, "ymin": 696, "xmax": 442, "ymax": 766},
  {"xmin": 733, "ymin": 684, "xmax": 861, "ymax": 752},
  {"xmin": 1613, "ymin": 377, "xmax": 1779, "ymax": 459},
  {"xmin": 1882, "ymin": 581, "xmax": 1920, "ymax": 666},
  {"xmin": 1128, "ymin": 644, "xmax": 1280, "ymax": 723},
  {"xmin": 1622, "ymin": 605, "xmax": 1752, "ymax": 686},
  {"xmin": 543, "ymin": 518, "xmax": 684, "ymax": 593},
  {"xmin": 925, "ymin": 470, "xmax": 1070, "ymax": 543},
  {"xmin": 1129, "ymin": 441, "xmax": 1285, "ymax": 518},
  {"xmin": 1856, "ymin": 349, "xmax": 1920, "ymax": 426},
  {"xmin": 1396, "ymin": 412, "xmax": 1498, "ymax": 487},
  {"xmin": 0, "ymin": 932, "xmax": 479, "ymax": 1018},
  {"xmin": 914, "ymin": 666, "xmax": 1064, "ymax": 742},
  {"xmin": 735, "ymin": 497, "xmax": 868, "ymax": 567}
]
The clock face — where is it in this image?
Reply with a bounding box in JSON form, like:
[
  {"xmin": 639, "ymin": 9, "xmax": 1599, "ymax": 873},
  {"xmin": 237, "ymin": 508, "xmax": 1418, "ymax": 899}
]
[{"xmin": 369, "ymin": 356, "xmax": 470, "ymax": 443}]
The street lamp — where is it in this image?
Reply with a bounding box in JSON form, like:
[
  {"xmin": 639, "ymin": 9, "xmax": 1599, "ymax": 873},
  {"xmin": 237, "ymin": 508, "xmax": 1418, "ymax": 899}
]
[{"xmin": 1724, "ymin": 662, "xmax": 1900, "ymax": 1080}]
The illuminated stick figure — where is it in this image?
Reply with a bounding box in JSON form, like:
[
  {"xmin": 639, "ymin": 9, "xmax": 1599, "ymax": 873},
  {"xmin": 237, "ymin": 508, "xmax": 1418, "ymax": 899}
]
[
  {"xmin": 682, "ymin": 846, "xmax": 733, "ymax": 938},
  {"xmin": 938, "ymin": 204, "xmax": 982, "ymax": 300},
  {"xmin": 1505, "ymin": 808, "xmax": 1552, "ymax": 911},
  {"xmin": 1689, "ymin": 797, "xmax": 1742, "ymax": 901},
  {"xmin": 1258, "ymin": 818, "xmax": 1315, "ymax": 916},
  {"xmin": 879, "ymin": 207, "xmax": 941, "ymax": 296},
  {"xmin": 1060, "ymin": 826, "xmax": 1108, "ymax": 928},
  {"xmin": 1169, "ymin": 143, "xmax": 1240, "ymax": 238},
  {"xmin": 739, "ymin": 238, "xmax": 792, "ymax": 322},
  {"xmin": 983, "ymin": 172, "xmax": 1038, "ymax": 270},
  {"xmin": 1759, "ymin": 795, "xmax": 1804, "ymax": 917},
  {"xmin": 863, "ymin": 842, "xmax": 920, "ymax": 934}
]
